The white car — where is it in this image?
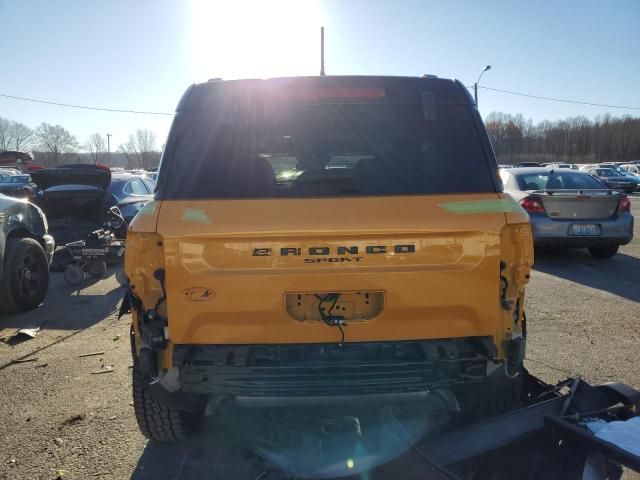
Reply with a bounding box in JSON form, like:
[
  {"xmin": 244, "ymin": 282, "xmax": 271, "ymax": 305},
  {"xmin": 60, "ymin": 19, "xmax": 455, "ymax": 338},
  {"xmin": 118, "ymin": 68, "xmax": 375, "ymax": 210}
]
[
  {"xmin": 579, "ymin": 164, "xmax": 597, "ymax": 171},
  {"xmin": 621, "ymin": 164, "xmax": 640, "ymax": 177}
]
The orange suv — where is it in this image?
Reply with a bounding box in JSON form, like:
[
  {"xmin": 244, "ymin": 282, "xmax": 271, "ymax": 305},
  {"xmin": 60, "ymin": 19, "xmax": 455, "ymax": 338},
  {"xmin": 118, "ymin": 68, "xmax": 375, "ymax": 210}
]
[{"xmin": 123, "ymin": 75, "xmax": 533, "ymax": 441}]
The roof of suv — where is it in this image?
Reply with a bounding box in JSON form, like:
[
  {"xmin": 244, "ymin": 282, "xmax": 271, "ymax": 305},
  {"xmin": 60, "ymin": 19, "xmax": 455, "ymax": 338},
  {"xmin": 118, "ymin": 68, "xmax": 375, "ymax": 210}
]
[{"xmin": 176, "ymin": 75, "xmax": 471, "ymax": 111}]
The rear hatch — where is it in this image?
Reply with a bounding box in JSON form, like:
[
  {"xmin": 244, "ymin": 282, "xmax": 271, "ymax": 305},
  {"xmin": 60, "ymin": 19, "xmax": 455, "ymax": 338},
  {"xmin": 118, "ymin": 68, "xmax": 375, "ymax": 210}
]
[
  {"xmin": 31, "ymin": 165, "xmax": 111, "ymax": 244},
  {"xmin": 151, "ymin": 76, "xmax": 516, "ymax": 346}
]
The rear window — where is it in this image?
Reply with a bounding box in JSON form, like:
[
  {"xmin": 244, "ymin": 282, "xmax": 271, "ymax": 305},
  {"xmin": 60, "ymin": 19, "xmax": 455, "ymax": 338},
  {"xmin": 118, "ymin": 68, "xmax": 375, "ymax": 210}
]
[
  {"xmin": 516, "ymin": 172, "xmax": 605, "ymax": 190},
  {"xmin": 159, "ymin": 102, "xmax": 496, "ymax": 199},
  {"xmin": 123, "ymin": 178, "xmax": 149, "ymax": 195},
  {"xmin": 5, "ymin": 175, "xmax": 30, "ymax": 184}
]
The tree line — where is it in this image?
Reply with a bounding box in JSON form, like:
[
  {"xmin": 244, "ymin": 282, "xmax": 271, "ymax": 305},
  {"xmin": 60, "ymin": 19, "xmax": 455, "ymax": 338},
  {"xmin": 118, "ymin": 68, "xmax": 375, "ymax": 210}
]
[
  {"xmin": 484, "ymin": 112, "xmax": 640, "ymax": 164},
  {"xmin": 0, "ymin": 116, "xmax": 161, "ymax": 169}
]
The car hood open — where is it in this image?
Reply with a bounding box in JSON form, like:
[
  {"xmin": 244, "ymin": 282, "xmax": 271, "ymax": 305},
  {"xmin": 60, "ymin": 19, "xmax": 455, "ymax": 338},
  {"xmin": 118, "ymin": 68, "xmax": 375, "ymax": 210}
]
[{"xmin": 30, "ymin": 165, "xmax": 111, "ymax": 190}]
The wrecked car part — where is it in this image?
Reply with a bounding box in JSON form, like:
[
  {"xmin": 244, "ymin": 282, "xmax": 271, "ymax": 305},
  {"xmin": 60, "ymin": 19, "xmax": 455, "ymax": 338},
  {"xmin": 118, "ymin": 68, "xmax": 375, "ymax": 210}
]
[{"xmin": 61, "ymin": 206, "xmax": 127, "ymax": 287}]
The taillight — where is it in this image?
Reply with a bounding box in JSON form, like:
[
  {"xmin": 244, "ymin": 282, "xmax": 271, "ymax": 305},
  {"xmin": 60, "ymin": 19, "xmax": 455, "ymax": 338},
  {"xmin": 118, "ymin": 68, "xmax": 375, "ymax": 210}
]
[
  {"xmin": 519, "ymin": 197, "xmax": 545, "ymax": 213},
  {"xmin": 617, "ymin": 196, "xmax": 631, "ymax": 212}
]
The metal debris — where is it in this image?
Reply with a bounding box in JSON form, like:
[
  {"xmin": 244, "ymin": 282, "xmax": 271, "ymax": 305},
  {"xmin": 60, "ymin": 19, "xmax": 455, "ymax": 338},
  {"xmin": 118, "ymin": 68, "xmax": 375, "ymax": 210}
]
[
  {"xmin": 11, "ymin": 357, "xmax": 38, "ymax": 364},
  {"xmin": 91, "ymin": 366, "xmax": 113, "ymax": 374},
  {"xmin": 79, "ymin": 351, "xmax": 105, "ymax": 358},
  {"xmin": 1, "ymin": 327, "xmax": 41, "ymax": 344}
]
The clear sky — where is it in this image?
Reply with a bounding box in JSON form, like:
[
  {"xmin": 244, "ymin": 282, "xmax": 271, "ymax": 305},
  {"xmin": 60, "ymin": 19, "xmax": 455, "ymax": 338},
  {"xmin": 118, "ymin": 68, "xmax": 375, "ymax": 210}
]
[{"xmin": 1, "ymin": 0, "xmax": 638, "ymax": 152}]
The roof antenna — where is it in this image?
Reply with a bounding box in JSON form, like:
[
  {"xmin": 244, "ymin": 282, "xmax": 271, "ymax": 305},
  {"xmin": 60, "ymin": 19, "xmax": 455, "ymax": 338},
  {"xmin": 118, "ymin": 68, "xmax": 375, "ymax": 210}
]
[{"xmin": 320, "ymin": 26, "xmax": 325, "ymax": 76}]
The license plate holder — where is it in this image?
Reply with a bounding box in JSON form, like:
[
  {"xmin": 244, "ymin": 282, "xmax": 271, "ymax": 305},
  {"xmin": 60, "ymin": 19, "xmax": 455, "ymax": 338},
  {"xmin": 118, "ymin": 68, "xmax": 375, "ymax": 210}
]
[
  {"xmin": 568, "ymin": 223, "xmax": 600, "ymax": 236},
  {"xmin": 285, "ymin": 291, "xmax": 384, "ymax": 322}
]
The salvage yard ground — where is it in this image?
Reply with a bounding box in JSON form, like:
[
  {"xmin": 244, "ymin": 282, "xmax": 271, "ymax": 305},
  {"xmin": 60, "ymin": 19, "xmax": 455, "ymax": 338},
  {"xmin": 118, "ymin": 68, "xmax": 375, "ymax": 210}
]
[{"xmin": 1, "ymin": 198, "xmax": 639, "ymax": 480}]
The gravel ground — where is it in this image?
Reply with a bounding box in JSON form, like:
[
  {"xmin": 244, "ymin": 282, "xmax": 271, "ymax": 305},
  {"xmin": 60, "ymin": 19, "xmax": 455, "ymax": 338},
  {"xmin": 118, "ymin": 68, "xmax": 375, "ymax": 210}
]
[{"xmin": 0, "ymin": 198, "xmax": 639, "ymax": 480}]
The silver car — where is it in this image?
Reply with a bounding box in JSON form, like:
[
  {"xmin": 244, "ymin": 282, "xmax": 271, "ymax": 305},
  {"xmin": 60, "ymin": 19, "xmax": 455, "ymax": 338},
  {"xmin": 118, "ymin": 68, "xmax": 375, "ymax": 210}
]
[{"xmin": 501, "ymin": 167, "xmax": 634, "ymax": 258}]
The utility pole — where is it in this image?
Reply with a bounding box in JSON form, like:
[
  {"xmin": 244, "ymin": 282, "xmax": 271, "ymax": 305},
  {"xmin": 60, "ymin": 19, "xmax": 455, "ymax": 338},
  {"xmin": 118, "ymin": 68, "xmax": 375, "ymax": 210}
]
[
  {"xmin": 474, "ymin": 65, "xmax": 491, "ymax": 106},
  {"xmin": 320, "ymin": 27, "xmax": 325, "ymax": 76},
  {"xmin": 106, "ymin": 133, "xmax": 112, "ymax": 167}
]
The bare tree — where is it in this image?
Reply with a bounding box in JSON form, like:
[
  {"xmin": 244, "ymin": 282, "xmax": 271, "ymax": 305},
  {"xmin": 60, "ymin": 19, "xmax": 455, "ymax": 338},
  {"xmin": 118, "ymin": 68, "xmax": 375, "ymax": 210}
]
[
  {"xmin": 117, "ymin": 129, "xmax": 159, "ymax": 169},
  {"xmin": 8, "ymin": 121, "xmax": 35, "ymax": 151},
  {"xmin": 117, "ymin": 138, "xmax": 142, "ymax": 169},
  {"xmin": 0, "ymin": 117, "xmax": 35, "ymax": 152},
  {"xmin": 0, "ymin": 116, "xmax": 12, "ymax": 151},
  {"xmin": 86, "ymin": 133, "xmax": 106, "ymax": 164},
  {"xmin": 34, "ymin": 123, "xmax": 79, "ymax": 166}
]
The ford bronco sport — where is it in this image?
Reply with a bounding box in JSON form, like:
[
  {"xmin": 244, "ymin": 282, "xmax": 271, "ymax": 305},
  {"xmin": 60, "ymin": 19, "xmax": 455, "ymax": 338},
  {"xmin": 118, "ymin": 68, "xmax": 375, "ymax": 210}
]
[{"xmin": 123, "ymin": 75, "xmax": 533, "ymax": 441}]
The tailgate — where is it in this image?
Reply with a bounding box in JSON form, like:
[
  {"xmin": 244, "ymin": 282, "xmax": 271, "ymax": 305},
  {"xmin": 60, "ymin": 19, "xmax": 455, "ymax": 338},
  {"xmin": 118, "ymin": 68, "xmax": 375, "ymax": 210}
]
[{"xmin": 155, "ymin": 194, "xmax": 509, "ymax": 345}]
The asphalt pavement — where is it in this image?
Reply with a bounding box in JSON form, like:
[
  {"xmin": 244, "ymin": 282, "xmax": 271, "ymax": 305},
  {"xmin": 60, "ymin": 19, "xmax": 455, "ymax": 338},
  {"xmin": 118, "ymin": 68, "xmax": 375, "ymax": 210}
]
[{"xmin": 0, "ymin": 198, "xmax": 638, "ymax": 479}]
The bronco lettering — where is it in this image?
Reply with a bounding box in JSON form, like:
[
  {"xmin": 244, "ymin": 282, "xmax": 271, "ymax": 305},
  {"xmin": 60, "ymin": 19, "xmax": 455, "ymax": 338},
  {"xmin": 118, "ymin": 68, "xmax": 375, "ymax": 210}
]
[{"xmin": 253, "ymin": 245, "xmax": 417, "ymax": 257}]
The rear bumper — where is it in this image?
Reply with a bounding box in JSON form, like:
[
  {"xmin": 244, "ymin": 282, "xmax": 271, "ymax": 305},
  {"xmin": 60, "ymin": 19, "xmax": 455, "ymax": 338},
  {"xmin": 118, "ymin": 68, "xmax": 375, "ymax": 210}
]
[
  {"xmin": 530, "ymin": 213, "xmax": 634, "ymax": 248},
  {"xmin": 167, "ymin": 338, "xmax": 500, "ymax": 401}
]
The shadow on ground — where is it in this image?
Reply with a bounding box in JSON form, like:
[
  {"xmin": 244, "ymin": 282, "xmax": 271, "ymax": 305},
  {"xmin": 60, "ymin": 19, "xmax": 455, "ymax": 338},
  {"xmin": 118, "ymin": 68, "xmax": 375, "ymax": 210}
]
[
  {"xmin": 0, "ymin": 268, "xmax": 124, "ymax": 332},
  {"xmin": 131, "ymin": 418, "xmax": 264, "ymax": 480},
  {"xmin": 131, "ymin": 405, "xmax": 440, "ymax": 480},
  {"xmin": 533, "ymin": 249, "xmax": 640, "ymax": 303}
]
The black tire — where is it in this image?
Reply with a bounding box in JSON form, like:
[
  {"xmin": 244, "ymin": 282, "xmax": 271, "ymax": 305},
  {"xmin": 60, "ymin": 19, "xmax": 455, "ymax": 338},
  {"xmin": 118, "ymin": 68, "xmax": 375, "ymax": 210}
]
[
  {"xmin": 0, "ymin": 237, "xmax": 49, "ymax": 313},
  {"xmin": 87, "ymin": 261, "xmax": 107, "ymax": 278},
  {"xmin": 132, "ymin": 365, "xmax": 199, "ymax": 441},
  {"xmin": 64, "ymin": 264, "xmax": 84, "ymax": 286},
  {"xmin": 588, "ymin": 244, "xmax": 619, "ymax": 258}
]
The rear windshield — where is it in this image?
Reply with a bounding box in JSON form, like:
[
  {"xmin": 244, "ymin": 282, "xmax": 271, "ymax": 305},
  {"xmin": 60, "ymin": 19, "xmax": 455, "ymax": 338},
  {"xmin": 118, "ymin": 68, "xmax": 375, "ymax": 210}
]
[
  {"xmin": 159, "ymin": 102, "xmax": 496, "ymax": 199},
  {"xmin": 516, "ymin": 172, "xmax": 605, "ymax": 190},
  {"xmin": 3, "ymin": 175, "xmax": 30, "ymax": 184}
]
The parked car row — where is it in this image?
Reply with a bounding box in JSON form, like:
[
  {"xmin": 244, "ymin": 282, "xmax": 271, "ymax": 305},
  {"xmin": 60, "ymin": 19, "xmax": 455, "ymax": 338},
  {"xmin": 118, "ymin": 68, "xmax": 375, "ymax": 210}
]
[{"xmin": 500, "ymin": 162, "xmax": 640, "ymax": 192}]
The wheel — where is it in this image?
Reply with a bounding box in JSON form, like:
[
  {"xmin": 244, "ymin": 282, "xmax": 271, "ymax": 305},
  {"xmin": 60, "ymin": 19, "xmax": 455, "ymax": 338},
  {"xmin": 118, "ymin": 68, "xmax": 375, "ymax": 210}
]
[
  {"xmin": 0, "ymin": 238, "xmax": 50, "ymax": 313},
  {"xmin": 132, "ymin": 364, "xmax": 200, "ymax": 441},
  {"xmin": 64, "ymin": 264, "xmax": 85, "ymax": 286},
  {"xmin": 588, "ymin": 244, "xmax": 619, "ymax": 258},
  {"xmin": 115, "ymin": 267, "xmax": 128, "ymax": 286},
  {"xmin": 87, "ymin": 261, "xmax": 107, "ymax": 278}
]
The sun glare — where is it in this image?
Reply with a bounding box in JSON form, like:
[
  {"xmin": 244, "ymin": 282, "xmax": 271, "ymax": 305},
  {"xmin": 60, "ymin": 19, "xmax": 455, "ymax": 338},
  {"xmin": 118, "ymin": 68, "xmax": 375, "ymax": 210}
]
[{"xmin": 189, "ymin": 0, "xmax": 325, "ymax": 81}]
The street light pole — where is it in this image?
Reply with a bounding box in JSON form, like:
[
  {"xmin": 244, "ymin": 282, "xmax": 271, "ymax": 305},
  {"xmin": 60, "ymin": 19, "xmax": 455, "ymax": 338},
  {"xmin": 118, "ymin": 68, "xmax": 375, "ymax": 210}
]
[
  {"xmin": 474, "ymin": 65, "xmax": 492, "ymax": 106},
  {"xmin": 106, "ymin": 133, "xmax": 112, "ymax": 167}
]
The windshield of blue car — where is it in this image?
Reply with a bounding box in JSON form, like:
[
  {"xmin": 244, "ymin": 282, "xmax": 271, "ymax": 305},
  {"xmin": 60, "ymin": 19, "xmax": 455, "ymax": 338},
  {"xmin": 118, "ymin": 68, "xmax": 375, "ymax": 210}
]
[{"xmin": 516, "ymin": 172, "xmax": 605, "ymax": 190}]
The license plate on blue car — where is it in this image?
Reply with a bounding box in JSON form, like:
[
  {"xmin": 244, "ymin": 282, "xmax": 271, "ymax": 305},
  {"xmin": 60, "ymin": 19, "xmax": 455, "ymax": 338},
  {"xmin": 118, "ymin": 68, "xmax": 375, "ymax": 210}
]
[{"xmin": 569, "ymin": 224, "xmax": 599, "ymax": 236}]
